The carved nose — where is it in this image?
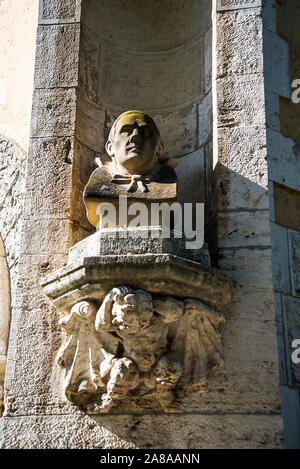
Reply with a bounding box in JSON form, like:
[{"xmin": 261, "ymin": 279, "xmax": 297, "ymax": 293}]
[{"xmin": 130, "ymin": 128, "xmax": 142, "ymax": 144}]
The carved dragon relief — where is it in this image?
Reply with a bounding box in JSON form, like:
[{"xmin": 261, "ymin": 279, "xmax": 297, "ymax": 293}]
[{"xmin": 57, "ymin": 286, "xmax": 225, "ymax": 413}]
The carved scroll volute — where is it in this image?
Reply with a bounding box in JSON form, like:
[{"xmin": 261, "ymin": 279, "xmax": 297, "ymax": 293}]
[{"xmin": 57, "ymin": 300, "xmax": 116, "ymax": 405}]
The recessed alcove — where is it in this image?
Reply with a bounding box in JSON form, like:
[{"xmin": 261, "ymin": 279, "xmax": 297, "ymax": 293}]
[{"xmin": 73, "ymin": 0, "xmax": 213, "ymax": 245}]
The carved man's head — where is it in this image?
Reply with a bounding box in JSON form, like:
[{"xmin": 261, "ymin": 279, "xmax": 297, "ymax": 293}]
[{"xmin": 105, "ymin": 110, "xmax": 162, "ymax": 176}]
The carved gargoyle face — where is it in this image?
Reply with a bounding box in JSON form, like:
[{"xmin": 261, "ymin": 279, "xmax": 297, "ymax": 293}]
[
  {"xmin": 105, "ymin": 111, "xmax": 161, "ymax": 176},
  {"xmin": 111, "ymin": 290, "xmax": 153, "ymax": 332}
]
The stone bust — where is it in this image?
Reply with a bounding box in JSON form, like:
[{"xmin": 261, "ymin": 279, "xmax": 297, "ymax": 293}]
[{"xmin": 84, "ymin": 110, "xmax": 177, "ymax": 228}]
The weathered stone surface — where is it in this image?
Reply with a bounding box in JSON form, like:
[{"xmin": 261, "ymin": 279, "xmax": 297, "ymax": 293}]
[
  {"xmin": 218, "ymin": 247, "xmax": 274, "ymax": 290},
  {"xmin": 262, "ymin": 0, "xmax": 276, "ymax": 33},
  {"xmin": 57, "ymin": 289, "xmax": 224, "ymax": 414},
  {"xmin": 203, "ymin": 140, "xmax": 215, "ymax": 233},
  {"xmin": 34, "ymin": 24, "xmax": 80, "ymax": 88},
  {"xmin": 273, "ymin": 292, "xmax": 288, "ymax": 385},
  {"xmin": 198, "ymin": 91, "xmax": 212, "ymax": 146},
  {"xmin": 176, "ymin": 147, "xmax": 205, "ymax": 205},
  {"xmin": 67, "ymin": 228, "xmax": 210, "ymax": 266},
  {"xmin": 41, "ymin": 253, "xmax": 232, "ymax": 313},
  {"xmin": 23, "ymin": 137, "xmax": 73, "ymax": 219},
  {"xmin": 99, "ymin": 41, "xmax": 204, "ymax": 115},
  {"xmin": 21, "ymin": 218, "xmax": 70, "ymax": 256},
  {"xmin": 289, "ymin": 230, "xmax": 300, "ymax": 298},
  {"xmin": 216, "ymin": 9, "xmax": 263, "ymax": 78},
  {"xmin": 1, "ymin": 413, "xmax": 284, "ymax": 449},
  {"xmin": 4, "ymin": 253, "xmax": 68, "ymax": 409},
  {"xmin": 216, "ymin": 168, "xmax": 269, "ymax": 213},
  {"xmin": 39, "ymin": 0, "xmax": 80, "ymax": 23},
  {"xmin": 70, "ymin": 138, "xmax": 96, "ymax": 240},
  {"xmin": 82, "ymin": 0, "xmax": 211, "ymax": 54},
  {"xmin": 153, "ymin": 105, "xmax": 199, "ymax": 159},
  {"xmin": 263, "ymin": 30, "xmax": 290, "ymax": 99},
  {"xmin": 0, "ymin": 238, "xmax": 9, "ymax": 359},
  {"xmin": 265, "ymin": 90, "xmax": 280, "ymax": 132},
  {"xmin": 217, "ymin": 210, "xmax": 270, "ymax": 248},
  {"xmin": 267, "ymin": 130, "xmax": 300, "ymax": 193},
  {"xmin": 269, "ymin": 222, "xmax": 291, "ymax": 295},
  {"xmin": 31, "ymin": 88, "xmax": 77, "ymax": 138},
  {"xmin": 0, "ymin": 237, "xmax": 9, "ymax": 416},
  {"xmin": 76, "ymin": 94, "xmax": 105, "ymax": 153},
  {"xmin": 0, "ymin": 0, "xmax": 286, "ymax": 449},
  {"xmin": 216, "ymin": 126, "xmax": 268, "ymax": 211},
  {"xmin": 204, "ymin": 28, "xmax": 212, "ymax": 95},
  {"xmin": 79, "ymin": 26, "xmax": 100, "ymax": 104},
  {"xmin": 0, "ymin": 138, "xmax": 26, "ymax": 315},
  {"xmin": 217, "ymin": 126, "xmax": 267, "ymax": 183},
  {"xmin": 217, "ymin": 0, "xmax": 261, "ymax": 11},
  {"xmin": 273, "ymin": 183, "xmax": 300, "ymax": 233},
  {"xmin": 217, "ymin": 74, "xmax": 265, "ymax": 128},
  {"xmin": 282, "ymin": 295, "xmax": 300, "ymax": 385}
]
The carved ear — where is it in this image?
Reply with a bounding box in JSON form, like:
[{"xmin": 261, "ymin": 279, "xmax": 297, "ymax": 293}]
[
  {"xmin": 156, "ymin": 140, "xmax": 164, "ymax": 157},
  {"xmin": 105, "ymin": 140, "xmax": 114, "ymax": 157},
  {"xmin": 94, "ymin": 154, "xmax": 112, "ymax": 167}
]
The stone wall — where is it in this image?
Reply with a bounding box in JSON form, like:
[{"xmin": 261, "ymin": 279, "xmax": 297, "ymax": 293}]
[
  {"xmin": 0, "ymin": 137, "xmax": 26, "ymax": 418},
  {"xmin": 265, "ymin": 0, "xmax": 300, "ymax": 448},
  {"xmin": 0, "ymin": 139, "xmax": 26, "ymax": 305},
  {"xmin": 212, "ymin": 0, "xmax": 283, "ymax": 447},
  {"xmin": 0, "ymin": 0, "xmax": 38, "ymax": 425},
  {"xmin": 0, "ymin": 0, "xmax": 285, "ymax": 449}
]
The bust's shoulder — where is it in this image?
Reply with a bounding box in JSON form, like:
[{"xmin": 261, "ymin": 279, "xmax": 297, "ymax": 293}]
[
  {"xmin": 84, "ymin": 162, "xmax": 177, "ymax": 203},
  {"xmin": 86, "ymin": 164, "xmax": 113, "ymax": 185},
  {"xmin": 151, "ymin": 163, "xmax": 177, "ymax": 183}
]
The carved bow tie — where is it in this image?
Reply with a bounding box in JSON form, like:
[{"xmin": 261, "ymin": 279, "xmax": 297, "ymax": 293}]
[{"xmin": 111, "ymin": 174, "xmax": 150, "ymax": 193}]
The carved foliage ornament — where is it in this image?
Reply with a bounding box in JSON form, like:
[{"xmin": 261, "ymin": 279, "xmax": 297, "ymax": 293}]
[{"xmin": 57, "ymin": 286, "xmax": 225, "ymax": 413}]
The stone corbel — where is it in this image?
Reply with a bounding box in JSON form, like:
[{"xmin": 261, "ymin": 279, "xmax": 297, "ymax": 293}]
[
  {"xmin": 41, "ymin": 228, "xmax": 232, "ymax": 413},
  {"xmin": 56, "ymin": 287, "xmax": 226, "ymax": 413}
]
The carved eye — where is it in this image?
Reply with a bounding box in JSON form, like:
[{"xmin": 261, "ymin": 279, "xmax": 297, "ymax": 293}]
[
  {"xmin": 140, "ymin": 125, "xmax": 152, "ymax": 139},
  {"xmin": 120, "ymin": 125, "xmax": 133, "ymax": 135}
]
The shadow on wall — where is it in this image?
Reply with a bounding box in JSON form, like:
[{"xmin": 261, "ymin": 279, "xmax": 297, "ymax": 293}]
[{"xmin": 213, "ymin": 162, "xmax": 270, "ymax": 260}]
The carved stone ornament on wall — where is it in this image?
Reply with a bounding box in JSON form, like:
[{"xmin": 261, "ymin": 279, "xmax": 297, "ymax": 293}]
[
  {"xmin": 41, "ymin": 110, "xmax": 232, "ymax": 413},
  {"xmin": 56, "ymin": 286, "xmax": 225, "ymax": 413}
]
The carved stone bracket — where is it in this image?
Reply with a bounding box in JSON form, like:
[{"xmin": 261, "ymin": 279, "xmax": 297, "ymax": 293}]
[{"xmin": 41, "ymin": 228, "xmax": 232, "ymax": 413}]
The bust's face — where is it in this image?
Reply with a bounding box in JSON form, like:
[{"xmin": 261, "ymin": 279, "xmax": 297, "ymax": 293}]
[{"xmin": 106, "ymin": 111, "xmax": 160, "ymax": 175}]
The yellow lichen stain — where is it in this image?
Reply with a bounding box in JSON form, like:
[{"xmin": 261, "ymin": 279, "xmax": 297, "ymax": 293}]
[{"xmin": 118, "ymin": 110, "xmax": 148, "ymax": 127}]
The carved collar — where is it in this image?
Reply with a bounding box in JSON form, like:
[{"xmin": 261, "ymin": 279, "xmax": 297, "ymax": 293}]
[{"xmin": 110, "ymin": 174, "xmax": 151, "ymax": 193}]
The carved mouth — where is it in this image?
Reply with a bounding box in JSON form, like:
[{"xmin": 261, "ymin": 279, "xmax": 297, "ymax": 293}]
[{"xmin": 126, "ymin": 145, "xmax": 142, "ymax": 152}]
